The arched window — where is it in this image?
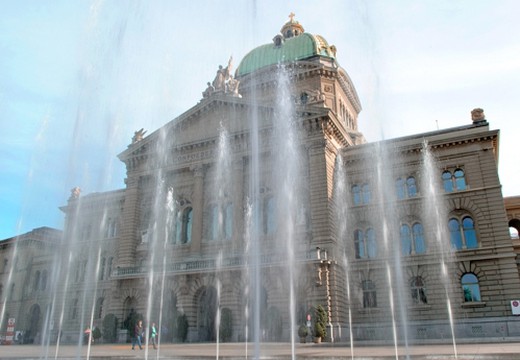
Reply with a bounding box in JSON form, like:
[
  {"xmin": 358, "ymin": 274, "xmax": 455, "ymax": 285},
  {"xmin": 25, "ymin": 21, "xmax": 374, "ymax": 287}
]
[
  {"xmin": 208, "ymin": 205, "xmax": 219, "ymax": 241},
  {"xmin": 354, "ymin": 230, "xmax": 365, "ymax": 259},
  {"xmin": 396, "ymin": 178, "xmax": 406, "ymax": 200},
  {"xmin": 400, "ymin": 224, "xmax": 412, "ymax": 255},
  {"xmin": 454, "ymin": 169, "xmax": 467, "ymax": 191},
  {"xmin": 366, "ymin": 228, "xmax": 377, "ymax": 258},
  {"xmin": 449, "ymin": 216, "xmax": 477, "ymax": 250},
  {"xmin": 361, "ymin": 183, "xmax": 371, "ymax": 204},
  {"xmin": 461, "ymin": 273, "xmax": 481, "ymax": 302},
  {"xmin": 401, "ymin": 222, "xmax": 426, "ymax": 255},
  {"xmin": 264, "ymin": 197, "xmax": 277, "ymax": 235},
  {"xmin": 352, "ymin": 185, "xmax": 361, "ymax": 205},
  {"xmin": 172, "ymin": 206, "xmax": 193, "ymax": 244},
  {"xmin": 207, "ymin": 202, "xmax": 233, "ymax": 241},
  {"xmin": 224, "ymin": 203, "xmax": 233, "ymax": 239},
  {"xmin": 174, "ymin": 211, "xmax": 183, "ymax": 243},
  {"xmin": 406, "ymin": 177, "xmax": 417, "ymax": 197},
  {"xmin": 412, "ymin": 223, "xmax": 426, "ymax": 254},
  {"xmin": 410, "ymin": 276, "xmax": 427, "ymax": 304},
  {"xmin": 182, "ymin": 207, "xmax": 193, "ymax": 244},
  {"xmin": 107, "ymin": 257, "xmax": 113, "ymax": 278},
  {"xmin": 41, "ymin": 270, "xmax": 48, "ymax": 291},
  {"xmin": 442, "ymin": 168, "xmax": 467, "ymax": 192},
  {"xmin": 362, "ymin": 280, "xmax": 377, "ymax": 308},
  {"xmin": 99, "ymin": 257, "xmax": 106, "ymax": 281},
  {"xmin": 354, "ymin": 228, "xmax": 377, "ymax": 259},
  {"xmin": 33, "ymin": 271, "xmax": 40, "ymax": 291}
]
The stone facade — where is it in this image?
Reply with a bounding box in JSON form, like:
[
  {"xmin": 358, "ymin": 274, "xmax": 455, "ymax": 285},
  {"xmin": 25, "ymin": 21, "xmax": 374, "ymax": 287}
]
[
  {"xmin": 0, "ymin": 227, "xmax": 62, "ymax": 344},
  {"xmin": 1, "ymin": 17, "xmax": 520, "ymax": 345}
]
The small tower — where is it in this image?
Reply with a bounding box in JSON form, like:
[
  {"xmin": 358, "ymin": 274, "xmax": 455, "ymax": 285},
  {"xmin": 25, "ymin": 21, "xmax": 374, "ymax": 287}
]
[{"xmin": 280, "ymin": 12, "xmax": 305, "ymax": 39}]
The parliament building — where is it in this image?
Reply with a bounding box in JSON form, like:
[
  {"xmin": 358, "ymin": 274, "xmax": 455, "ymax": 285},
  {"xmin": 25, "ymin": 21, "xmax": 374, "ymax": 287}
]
[{"xmin": 2, "ymin": 16, "xmax": 520, "ymax": 345}]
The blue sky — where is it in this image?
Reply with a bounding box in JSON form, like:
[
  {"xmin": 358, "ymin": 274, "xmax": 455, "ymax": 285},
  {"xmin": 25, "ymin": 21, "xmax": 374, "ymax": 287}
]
[{"xmin": 1, "ymin": 0, "xmax": 519, "ymax": 239}]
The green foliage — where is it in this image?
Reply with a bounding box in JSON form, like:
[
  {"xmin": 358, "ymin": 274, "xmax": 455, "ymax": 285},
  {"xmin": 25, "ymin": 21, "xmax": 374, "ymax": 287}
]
[
  {"xmin": 314, "ymin": 322, "xmax": 326, "ymax": 338},
  {"xmin": 102, "ymin": 314, "xmax": 118, "ymax": 343},
  {"xmin": 298, "ymin": 324, "xmax": 309, "ymax": 338},
  {"xmin": 219, "ymin": 308, "xmax": 233, "ymax": 342},
  {"xmin": 174, "ymin": 313, "xmax": 189, "ymax": 342},
  {"xmin": 314, "ymin": 305, "xmax": 327, "ymax": 339},
  {"xmin": 92, "ymin": 326, "xmax": 102, "ymax": 341}
]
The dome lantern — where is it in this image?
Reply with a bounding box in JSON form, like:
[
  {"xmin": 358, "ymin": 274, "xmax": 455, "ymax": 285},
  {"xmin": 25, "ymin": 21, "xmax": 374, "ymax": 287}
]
[{"xmin": 280, "ymin": 12, "xmax": 305, "ymax": 39}]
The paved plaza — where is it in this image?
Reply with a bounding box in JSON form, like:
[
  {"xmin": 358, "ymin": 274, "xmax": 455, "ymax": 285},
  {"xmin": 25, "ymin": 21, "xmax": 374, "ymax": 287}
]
[{"xmin": 2, "ymin": 342, "xmax": 520, "ymax": 360}]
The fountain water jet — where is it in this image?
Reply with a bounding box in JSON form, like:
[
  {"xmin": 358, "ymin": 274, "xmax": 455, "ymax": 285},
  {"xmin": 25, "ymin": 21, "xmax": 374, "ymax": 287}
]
[{"xmin": 421, "ymin": 140, "xmax": 458, "ymax": 359}]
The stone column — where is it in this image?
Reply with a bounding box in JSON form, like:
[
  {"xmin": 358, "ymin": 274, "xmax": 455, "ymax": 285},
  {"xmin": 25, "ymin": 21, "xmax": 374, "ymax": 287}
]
[
  {"xmin": 232, "ymin": 158, "xmax": 244, "ymax": 250},
  {"xmin": 190, "ymin": 165, "xmax": 205, "ymax": 253},
  {"xmin": 117, "ymin": 176, "xmax": 140, "ymax": 268}
]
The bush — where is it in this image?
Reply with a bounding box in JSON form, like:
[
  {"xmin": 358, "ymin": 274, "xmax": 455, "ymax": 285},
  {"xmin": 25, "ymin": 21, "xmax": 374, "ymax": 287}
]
[
  {"xmin": 298, "ymin": 324, "xmax": 309, "ymax": 338},
  {"xmin": 102, "ymin": 314, "xmax": 118, "ymax": 343},
  {"xmin": 174, "ymin": 313, "xmax": 189, "ymax": 342},
  {"xmin": 92, "ymin": 327, "xmax": 102, "ymax": 342},
  {"xmin": 314, "ymin": 305, "xmax": 327, "ymax": 339},
  {"xmin": 219, "ymin": 308, "xmax": 233, "ymax": 342}
]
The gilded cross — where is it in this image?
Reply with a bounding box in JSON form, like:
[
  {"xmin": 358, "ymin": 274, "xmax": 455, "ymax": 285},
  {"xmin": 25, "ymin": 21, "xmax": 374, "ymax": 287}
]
[{"xmin": 288, "ymin": 12, "xmax": 295, "ymax": 22}]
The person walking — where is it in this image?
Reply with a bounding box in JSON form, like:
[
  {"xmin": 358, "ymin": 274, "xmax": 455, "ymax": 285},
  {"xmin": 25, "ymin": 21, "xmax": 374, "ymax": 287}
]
[
  {"xmin": 150, "ymin": 322, "xmax": 158, "ymax": 349},
  {"xmin": 131, "ymin": 320, "xmax": 143, "ymax": 350}
]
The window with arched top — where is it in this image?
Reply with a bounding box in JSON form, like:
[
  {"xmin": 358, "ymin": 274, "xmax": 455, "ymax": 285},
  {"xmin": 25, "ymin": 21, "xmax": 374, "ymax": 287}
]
[
  {"xmin": 33, "ymin": 271, "xmax": 40, "ymax": 291},
  {"xmin": 401, "ymin": 222, "xmax": 426, "ymax": 255},
  {"xmin": 449, "ymin": 215, "xmax": 477, "ymax": 250},
  {"xmin": 361, "ymin": 184, "xmax": 371, "ymax": 204},
  {"xmin": 354, "ymin": 228, "xmax": 377, "ymax": 259},
  {"xmin": 461, "ymin": 273, "xmax": 481, "ymax": 302},
  {"xmin": 171, "ymin": 206, "xmax": 193, "ymax": 244},
  {"xmin": 41, "ymin": 270, "xmax": 47, "ymax": 291},
  {"xmin": 352, "ymin": 185, "xmax": 361, "ymax": 205},
  {"xmin": 264, "ymin": 196, "xmax": 277, "ymax": 235},
  {"xmin": 396, "ymin": 176, "xmax": 418, "ymax": 199},
  {"xmin": 182, "ymin": 207, "xmax": 193, "ymax": 244},
  {"xmin": 407, "ymin": 177, "xmax": 417, "ymax": 197},
  {"xmin": 99, "ymin": 257, "xmax": 106, "ymax": 281},
  {"xmin": 206, "ymin": 202, "xmax": 233, "ymax": 241},
  {"xmin": 396, "ymin": 178, "xmax": 406, "ymax": 200},
  {"xmin": 442, "ymin": 168, "xmax": 467, "ymax": 192}
]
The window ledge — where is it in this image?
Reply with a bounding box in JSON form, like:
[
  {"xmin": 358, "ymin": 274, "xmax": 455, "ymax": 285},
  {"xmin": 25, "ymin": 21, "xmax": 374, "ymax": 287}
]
[
  {"xmin": 461, "ymin": 301, "xmax": 486, "ymax": 308},
  {"xmin": 408, "ymin": 304, "xmax": 431, "ymax": 311}
]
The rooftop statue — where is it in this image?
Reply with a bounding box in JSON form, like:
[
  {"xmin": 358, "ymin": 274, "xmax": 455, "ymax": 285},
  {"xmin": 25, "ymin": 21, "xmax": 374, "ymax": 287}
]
[
  {"xmin": 226, "ymin": 75, "xmax": 241, "ymax": 98},
  {"xmin": 70, "ymin": 187, "xmax": 81, "ymax": 200},
  {"xmin": 212, "ymin": 56, "xmax": 233, "ymax": 92},
  {"xmin": 132, "ymin": 128, "xmax": 147, "ymax": 144},
  {"xmin": 471, "ymin": 108, "xmax": 486, "ymax": 122},
  {"xmin": 204, "ymin": 56, "xmax": 241, "ymax": 99}
]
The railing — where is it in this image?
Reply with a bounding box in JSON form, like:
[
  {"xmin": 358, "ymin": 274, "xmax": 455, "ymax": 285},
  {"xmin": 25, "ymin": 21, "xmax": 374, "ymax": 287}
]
[{"xmin": 113, "ymin": 249, "xmax": 321, "ymax": 278}]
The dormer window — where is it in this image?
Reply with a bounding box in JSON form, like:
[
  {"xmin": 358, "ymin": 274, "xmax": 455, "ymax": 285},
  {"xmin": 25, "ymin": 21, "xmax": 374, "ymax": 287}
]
[{"xmin": 273, "ymin": 34, "xmax": 283, "ymax": 47}]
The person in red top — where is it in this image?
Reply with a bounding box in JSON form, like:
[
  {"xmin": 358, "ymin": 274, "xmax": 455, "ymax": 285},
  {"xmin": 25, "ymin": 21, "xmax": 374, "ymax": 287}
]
[{"xmin": 131, "ymin": 320, "xmax": 143, "ymax": 350}]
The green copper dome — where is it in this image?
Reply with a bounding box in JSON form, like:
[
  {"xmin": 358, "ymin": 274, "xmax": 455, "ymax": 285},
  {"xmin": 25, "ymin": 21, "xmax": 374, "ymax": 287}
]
[{"xmin": 236, "ymin": 32, "xmax": 336, "ymax": 77}]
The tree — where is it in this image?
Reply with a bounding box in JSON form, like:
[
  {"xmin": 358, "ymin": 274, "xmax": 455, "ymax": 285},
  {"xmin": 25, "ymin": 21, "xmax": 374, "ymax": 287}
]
[{"xmin": 314, "ymin": 305, "xmax": 327, "ymax": 340}]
